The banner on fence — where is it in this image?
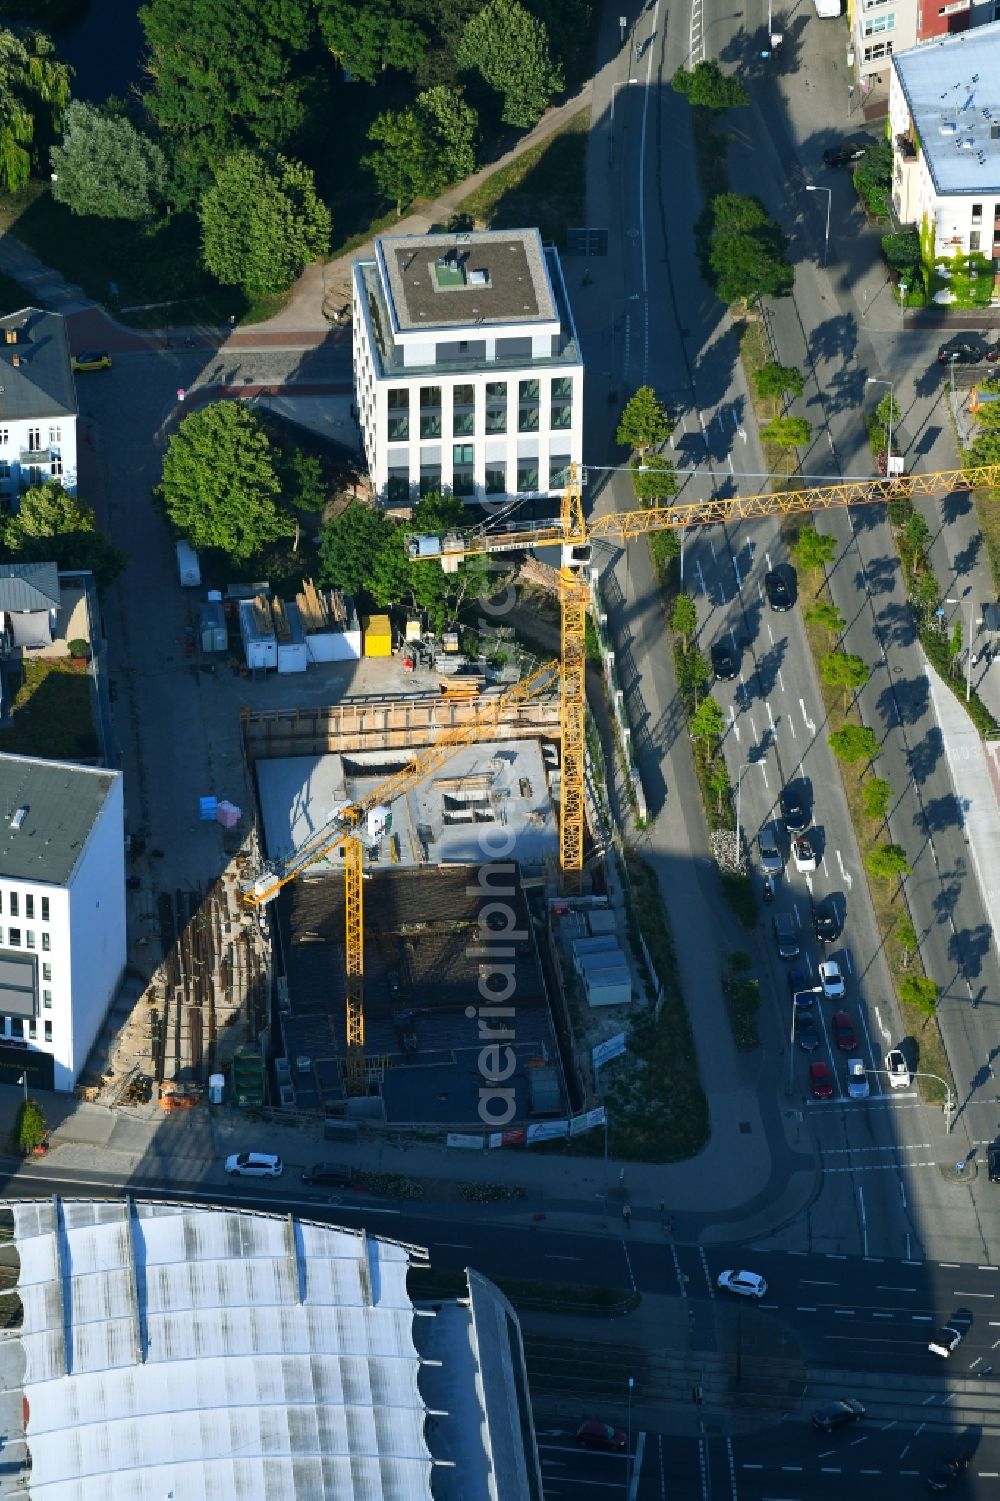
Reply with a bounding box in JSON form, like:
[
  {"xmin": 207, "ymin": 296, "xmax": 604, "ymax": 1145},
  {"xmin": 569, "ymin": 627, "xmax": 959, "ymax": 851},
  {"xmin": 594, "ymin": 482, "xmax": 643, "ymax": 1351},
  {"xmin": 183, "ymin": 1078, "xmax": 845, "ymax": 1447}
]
[
  {"xmin": 526, "ymin": 1119, "xmax": 569, "ymax": 1143},
  {"xmin": 447, "ymin": 1132, "xmax": 485, "ymax": 1150},
  {"xmin": 592, "ymin": 1033, "xmax": 626, "ymax": 1071},
  {"xmin": 570, "ymin": 1105, "xmax": 606, "ymax": 1136}
]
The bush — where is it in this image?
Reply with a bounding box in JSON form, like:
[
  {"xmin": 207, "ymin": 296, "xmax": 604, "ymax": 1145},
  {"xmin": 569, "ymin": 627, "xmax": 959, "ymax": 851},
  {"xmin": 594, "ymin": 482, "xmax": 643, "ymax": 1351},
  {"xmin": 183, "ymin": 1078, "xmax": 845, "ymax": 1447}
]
[
  {"xmin": 853, "ymin": 141, "xmax": 892, "ymax": 219},
  {"xmin": 920, "ymin": 625, "xmax": 1000, "ymax": 738},
  {"xmin": 67, "ymin": 638, "xmax": 91, "ymax": 660},
  {"xmin": 14, "ymin": 1097, "xmax": 47, "ymax": 1154},
  {"xmin": 722, "ymin": 957, "xmax": 761, "ymax": 1049},
  {"xmin": 720, "ymin": 871, "xmax": 756, "ymax": 928}
]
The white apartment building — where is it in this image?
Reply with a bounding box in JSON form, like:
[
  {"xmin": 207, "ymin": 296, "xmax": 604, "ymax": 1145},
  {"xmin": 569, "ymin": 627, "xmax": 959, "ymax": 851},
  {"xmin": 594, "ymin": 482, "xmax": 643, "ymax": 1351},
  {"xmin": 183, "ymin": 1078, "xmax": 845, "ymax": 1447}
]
[
  {"xmin": 889, "ymin": 22, "xmax": 1000, "ymax": 284},
  {"xmin": 0, "ymin": 754, "xmax": 125, "ymax": 1093},
  {"xmin": 352, "ymin": 229, "xmax": 583, "ymax": 507},
  {"xmin": 0, "ymin": 308, "xmax": 78, "ymax": 504}
]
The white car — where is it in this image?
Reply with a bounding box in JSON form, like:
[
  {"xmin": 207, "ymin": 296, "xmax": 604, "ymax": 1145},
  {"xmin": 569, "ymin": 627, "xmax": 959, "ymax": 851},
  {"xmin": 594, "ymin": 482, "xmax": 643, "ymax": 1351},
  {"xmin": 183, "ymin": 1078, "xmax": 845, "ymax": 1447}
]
[
  {"xmin": 846, "ymin": 1058, "xmax": 869, "ymax": 1099},
  {"xmin": 792, "ymin": 836, "xmax": 817, "ymax": 874},
  {"xmin": 886, "ymin": 1048, "xmax": 910, "ymax": 1088},
  {"xmin": 717, "ymin": 1270, "xmax": 768, "ymax": 1299},
  {"xmin": 224, "ymin": 1151, "xmax": 283, "ymax": 1178},
  {"xmin": 928, "ymin": 1325, "xmax": 964, "ymax": 1358},
  {"xmin": 818, "ymin": 959, "xmax": 846, "ymax": 999}
]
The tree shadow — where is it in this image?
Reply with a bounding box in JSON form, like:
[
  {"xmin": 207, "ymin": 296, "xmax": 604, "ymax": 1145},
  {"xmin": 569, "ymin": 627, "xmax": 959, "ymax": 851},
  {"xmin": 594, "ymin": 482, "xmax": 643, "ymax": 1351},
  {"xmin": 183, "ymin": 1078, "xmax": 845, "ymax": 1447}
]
[
  {"xmin": 875, "ymin": 601, "xmax": 917, "ymax": 652},
  {"xmin": 941, "ymin": 487, "xmax": 973, "ymax": 527},
  {"xmin": 754, "ymin": 636, "xmax": 788, "ymax": 698},
  {"xmin": 921, "ymin": 791, "xmax": 962, "ymax": 833},
  {"xmin": 859, "ymin": 551, "xmax": 899, "ymax": 597},
  {"xmin": 952, "ymin": 531, "xmax": 983, "ymax": 578},
  {"xmin": 932, "ymin": 878, "xmax": 960, "ymax": 925},
  {"xmin": 885, "ymin": 672, "xmax": 929, "ymax": 726},
  {"xmin": 908, "ymin": 727, "xmax": 943, "ymax": 785},
  {"xmin": 950, "ymin": 923, "xmax": 993, "ymax": 982},
  {"xmin": 912, "ymin": 423, "xmax": 942, "ymax": 460}
]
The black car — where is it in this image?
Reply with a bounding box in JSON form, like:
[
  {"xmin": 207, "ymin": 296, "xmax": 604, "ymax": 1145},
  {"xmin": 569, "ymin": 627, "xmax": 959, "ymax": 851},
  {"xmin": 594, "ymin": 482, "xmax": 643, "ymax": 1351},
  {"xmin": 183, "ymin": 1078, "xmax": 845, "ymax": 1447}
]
[
  {"xmin": 938, "ymin": 338, "xmax": 982, "ymax": 365},
  {"xmin": 711, "ymin": 639, "xmax": 740, "ymax": 682},
  {"xmin": 989, "ymin": 1142, "xmax": 1000, "ymax": 1183},
  {"xmin": 301, "ymin": 1163, "xmax": 356, "ymax": 1188},
  {"xmin": 823, "ymin": 143, "xmax": 867, "ymax": 168},
  {"xmin": 812, "ymin": 899, "xmax": 841, "ymax": 944},
  {"xmin": 811, "ymin": 1398, "xmax": 865, "ymax": 1432},
  {"xmin": 764, "ymin": 568, "xmax": 796, "ymax": 612},
  {"xmin": 780, "ymin": 786, "xmax": 811, "ymax": 833},
  {"xmin": 796, "ymin": 1011, "xmax": 821, "ymax": 1051},
  {"xmin": 926, "ymin": 1449, "xmax": 973, "ymax": 1492}
]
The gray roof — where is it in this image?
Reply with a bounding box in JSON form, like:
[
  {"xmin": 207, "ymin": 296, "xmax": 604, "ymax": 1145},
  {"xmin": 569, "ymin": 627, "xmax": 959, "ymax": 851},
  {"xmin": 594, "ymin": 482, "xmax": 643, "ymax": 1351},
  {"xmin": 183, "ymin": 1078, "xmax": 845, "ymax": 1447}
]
[
  {"xmin": 894, "ymin": 22, "xmax": 1000, "ymax": 196},
  {"xmin": 0, "ymin": 562, "xmax": 60, "ymax": 612},
  {"xmin": 377, "ymin": 229, "xmax": 557, "ymax": 333},
  {"xmin": 0, "ymin": 754, "xmax": 117, "ymax": 886},
  {"xmin": 0, "ymin": 307, "xmax": 77, "ymax": 423}
]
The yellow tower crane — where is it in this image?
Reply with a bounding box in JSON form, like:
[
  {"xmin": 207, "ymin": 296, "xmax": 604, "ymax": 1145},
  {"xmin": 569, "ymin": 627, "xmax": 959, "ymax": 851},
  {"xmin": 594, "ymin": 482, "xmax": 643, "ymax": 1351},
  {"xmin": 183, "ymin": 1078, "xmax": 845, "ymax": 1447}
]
[
  {"xmin": 410, "ymin": 462, "xmax": 1000, "ymax": 892},
  {"xmin": 243, "ymin": 659, "xmax": 560, "ymax": 1093}
]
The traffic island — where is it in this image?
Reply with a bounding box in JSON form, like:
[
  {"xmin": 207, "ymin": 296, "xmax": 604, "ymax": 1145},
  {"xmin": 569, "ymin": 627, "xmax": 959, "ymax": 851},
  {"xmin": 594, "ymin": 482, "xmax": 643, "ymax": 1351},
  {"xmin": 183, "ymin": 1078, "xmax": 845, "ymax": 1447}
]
[{"xmin": 941, "ymin": 1156, "xmax": 979, "ymax": 1187}]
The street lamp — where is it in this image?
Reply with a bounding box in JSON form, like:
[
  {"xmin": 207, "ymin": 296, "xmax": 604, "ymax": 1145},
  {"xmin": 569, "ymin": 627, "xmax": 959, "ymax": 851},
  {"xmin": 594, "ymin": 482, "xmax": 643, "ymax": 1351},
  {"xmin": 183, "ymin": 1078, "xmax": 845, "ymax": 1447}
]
[
  {"xmin": 805, "ymin": 184, "xmax": 832, "ymax": 267},
  {"xmin": 735, "ymin": 760, "xmax": 766, "ymax": 866},
  {"xmin": 788, "ymin": 988, "xmax": 823, "ymax": 1094},
  {"xmin": 626, "ymin": 1376, "xmax": 635, "ymax": 1496},
  {"xmin": 946, "ymin": 595, "xmax": 975, "ymax": 703},
  {"xmin": 16, "ymin": 1072, "xmax": 27, "ymax": 1103},
  {"xmin": 865, "ymin": 377, "xmax": 895, "ymax": 474},
  {"xmin": 875, "ymin": 1069, "xmax": 954, "ymax": 1130}
]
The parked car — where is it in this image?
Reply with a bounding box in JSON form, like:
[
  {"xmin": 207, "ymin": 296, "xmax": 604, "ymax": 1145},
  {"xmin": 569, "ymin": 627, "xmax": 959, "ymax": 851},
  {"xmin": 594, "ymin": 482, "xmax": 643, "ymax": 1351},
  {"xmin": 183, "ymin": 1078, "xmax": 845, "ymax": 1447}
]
[
  {"xmin": 764, "ymin": 568, "xmax": 796, "ymax": 611},
  {"xmin": 711, "ymin": 638, "xmax": 740, "ymax": 681},
  {"xmin": 796, "ymin": 1011, "xmax": 820, "ymax": 1051},
  {"xmin": 717, "ymin": 1269, "xmax": 767, "ymax": 1299},
  {"xmin": 818, "ymin": 959, "xmax": 845, "ymax": 999},
  {"xmin": 781, "ymin": 786, "xmax": 811, "ymax": 834},
  {"xmin": 789, "ymin": 967, "xmax": 817, "ymax": 1007},
  {"xmin": 812, "ymin": 898, "xmax": 841, "ymax": 944},
  {"xmin": 886, "ymin": 1048, "xmax": 910, "ymax": 1089},
  {"xmin": 822, "ymin": 143, "xmax": 868, "ymax": 168},
  {"xmin": 224, "ymin": 1151, "xmax": 283, "ymax": 1178},
  {"xmin": 759, "ymin": 823, "xmax": 784, "ymax": 874},
  {"xmin": 989, "ymin": 1141, "xmax": 1000, "ymax": 1183},
  {"xmin": 773, "ymin": 911, "xmax": 800, "ymax": 959},
  {"xmin": 846, "ymin": 1058, "xmax": 870, "ymax": 1099},
  {"xmin": 928, "ymin": 1325, "xmax": 964, "ymax": 1358},
  {"xmin": 71, "ymin": 349, "xmax": 112, "ymax": 372},
  {"xmin": 926, "ymin": 1449, "xmax": 973, "ymax": 1492},
  {"xmin": 792, "ymin": 836, "xmax": 817, "ymax": 873},
  {"xmin": 809, "ymin": 1060, "xmax": 834, "ymax": 1099},
  {"xmin": 576, "ymin": 1421, "xmax": 627, "ymax": 1451},
  {"xmin": 301, "ymin": 1163, "xmax": 355, "ymax": 1187},
  {"xmin": 811, "ymin": 1398, "xmax": 865, "ymax": 1431},
  {"xmin": 832, "ymin": 1011, "xmax": 857, "ymax": 1051},
  {"xmin": 938, "ymin": 337, "xmax": 982, "ymax": 365}
]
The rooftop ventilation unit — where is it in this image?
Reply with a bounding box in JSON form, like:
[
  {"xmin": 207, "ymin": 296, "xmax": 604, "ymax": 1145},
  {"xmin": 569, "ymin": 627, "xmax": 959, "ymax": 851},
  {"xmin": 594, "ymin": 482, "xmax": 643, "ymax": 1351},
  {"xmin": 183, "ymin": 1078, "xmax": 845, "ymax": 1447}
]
[
  {"xmin": 940, "ymin": 121, "xmax": 957, "ymax": 135},
  {"xmin": 470, "ymin": 268, "xmax": 491, "ymax": 286},
  {"xmin": 9, "ymin": 806, "xmax": 28, "ymax": 830}
]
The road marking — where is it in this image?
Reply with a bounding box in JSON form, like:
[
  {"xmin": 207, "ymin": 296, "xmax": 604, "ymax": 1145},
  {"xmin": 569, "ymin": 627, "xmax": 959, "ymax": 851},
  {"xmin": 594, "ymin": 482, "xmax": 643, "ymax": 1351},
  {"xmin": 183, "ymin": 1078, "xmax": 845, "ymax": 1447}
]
[
  {"xmin": 800, "ymin": 1280, "xmax": 838, "ymax": 1285},
  {"xmin": 835, "ymin": 1308, "xmax": 856, "ymax": 1315},
  {"xmin": 873, "ymin": 1312, "xmax": 894, "ymax": 1319},
  {"xmin": 788, "ymin": 714, "xmax": 796, "ymax": 739},
  {"xmin": 912, "ymin": 1315, "xmax": 933, "ymax": 1321},
  {"xmin": 796, "ymin": 1305, "xmax": 818, "ymax": 1312},
  {"xmin": 695, "ymin": 560, "xmax": 707, "ymax": 597},
  {"xmin": 749, "ymin": 715, "xmax": 758, "ymax": 739},
  {"xmin": 767, "ymin": 701, "xmax": 775, "ymax": 731},
  {"xmin": 778, "ymin": 668, "xmax": 786, "ymax": 693},
  {"xmin": 899, "ymin": 1444, "xmax": 910, "ymax": 1460},
  {"xmin": 877, "ymin": 1286, "xmax": 917, "ymax": 1294},
  {"xmin": 952, "ymin": 1291, "xmax": 995, "ymax": 1299},
  {"xmin": 842, "ymin": 949, "xmax": 853, "ymax": 974},
  {"xmin": 699, "ymin": 1246, "xmax": 715, "ymax": 1298},
  {"xmin": 545, "ymin": 1254, "xmax": 583, "ymax": 1261},
  {"xmin": 939, "ymin": 1263, "xmax": 961, "ymax": 1268},
  {"xmin": 436, "ymin": 1242, "xmax": 472, "ymax": 1248},
  {"xmin": 979, "ymin": 1266, "xmax": 1000, "ymax": 1272},
  {"xmin": 800, "ymin": 698, "xmax": 816, "ymax": 732},
  {"xmin": 836, "ymin": 849, "xmax": 853, "ymax": 889},
  {"xmin": 822, "ymin": 1144, "xmax": 930, "ymax": 1153},
  {"xmin": 767, "ymin": 622, "xmax": 774, "ymax": 645},
  {"xmin": 729, "ymin": 704, "xmax": 740, "ymax": 743},
  {"xmin": 822, "ymin": 1161, "xmax": 936, "ymax": 1171}
]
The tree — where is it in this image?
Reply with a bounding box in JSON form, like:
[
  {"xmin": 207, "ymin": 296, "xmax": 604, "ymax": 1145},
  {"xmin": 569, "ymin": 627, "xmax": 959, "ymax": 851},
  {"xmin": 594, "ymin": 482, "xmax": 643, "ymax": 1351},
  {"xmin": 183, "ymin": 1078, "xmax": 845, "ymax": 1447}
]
[
  {"xmin": 3, "ymin": 479, "xmax": 125, "ymax": 588},
  {"xmin": 866, "ymin": 843, "xmax": 910, "ymax": 883},
  {"xmin": 861, "ymin": 776, "xmax": 892, "ymax": 822},
  {"xmin": 671, "ymin": 60, "xmax": 747, "ymax": 110},
  {"xmin": 671, "ymin": 594, "xmax": 698, "ymax": 650},
  {"xmin": 319, "ymin": 500, "xmax": 395, "ymax": 598},
  {"xmin": 690, "ymin": 696, "xmax": 724, "ymax": 745},
  {"xmin": 820, "ymin": 650, "xmax": 869, "ymax": 710},
  {"xmin": 964, "ymin": 399, "xmax": 1000, "ymax": 492},
  {"xmin": 752, "ymin": 361, "xmax": 803, "ymax": 401},
  {"xmin": 156, "ymin": 402, "xmax": 294, "ymax": 561},
  {"xmin": 899, "ymin": 973, "xmax": 939, "ymax": 1018},
  {"xmin": 0, "ymin": 25, "xmax": 71, "ymax": 192},
  {"xmin": 280, "ymin": 447, "xmax": 327, "ymax": 550},
  {"xmin": 630, "ymin": 452, "xmax": 677, "ymax": 503},
  {"xmin": 678, "ymin": 647, "xmax": 711, "ymax": 704},
  {"xmin": 949, "ymin": 620, "xmax": 963, "ymax": 662},
  {"xmin": 760, "ymin": 416, "xmax": 811, "ymax": 450},
  {"xmin": 364, "ymin": 86, "xmax": 477, "ymax": 213},
  {"xmin": 706, "ymin": 757, "xmax": 731, "ymax": 814},
  {"xmin": 828, "ymin": 723, "xmax": 880, "ymax": 765},
  {"xmin": 199, "ymin": 152, "xmax": 330, "ymax": 296},
  {"xmin": 317, "ymin": 0, "xmax": 425, "ymax": 83},
  {"xmin": 875, "ymin": 391, "xmax": 901, "ymax": 431},
  {"xmin": 457, "ymin": 0, "xmax": 563, "ymax": 128},
  {"xmin": 805, "ymin": 599, "xmax": 844, "ymax": 645},
  {"xmin": 649, "ymin": 530, "xmax": 681, "ymax": 572},
  {"xmin": 702, "ymin": 195, "xmax": 793, "ymax": 307},
  {"xmin": 901, "ymin": 510, "xmax": 931, "ymax": 558},
  {"xmin": 616, "ymin": 385, "xmax": 672, "ymax": 453},
  {"xmin": 14, "ymin": 1096, "xmax": 47, "ymax": 1154},
  {"xmin": 896, "ymin": 916, "xmax": 918, "ymax": 970},
  {"xmin": 50, "ymin": 101, "xmax": 166, "ymax": 219},
  {"xmin": 792, "ymin": 526, "xmax": 836, "ymax": 573}
]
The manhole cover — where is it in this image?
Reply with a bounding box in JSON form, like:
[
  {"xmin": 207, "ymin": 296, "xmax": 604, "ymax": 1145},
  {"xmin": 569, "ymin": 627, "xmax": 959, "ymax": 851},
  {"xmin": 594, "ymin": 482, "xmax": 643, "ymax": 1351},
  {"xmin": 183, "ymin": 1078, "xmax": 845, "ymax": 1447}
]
[{"xmin": 739, "ymin": 1121, "xmax": 752, "ymax": 1134}]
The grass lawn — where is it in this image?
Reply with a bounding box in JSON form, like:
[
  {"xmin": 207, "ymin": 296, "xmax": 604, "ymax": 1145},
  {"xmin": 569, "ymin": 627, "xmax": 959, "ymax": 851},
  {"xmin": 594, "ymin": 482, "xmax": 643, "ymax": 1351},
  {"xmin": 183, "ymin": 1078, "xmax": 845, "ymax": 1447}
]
[
  {"xmin": 971, "ymin": 482, "xmax": 1000, "ymax": 595},
  {"xmin": 1, "ymin": 657, "xmax": 100, "ymax": 762},
  {"xmin": 739, "ymin": 320, "xmax": 801, "ymax": 486},
  {"xmin": 455, "ymin": 109, "xmax": 590, "ymax": 250}
]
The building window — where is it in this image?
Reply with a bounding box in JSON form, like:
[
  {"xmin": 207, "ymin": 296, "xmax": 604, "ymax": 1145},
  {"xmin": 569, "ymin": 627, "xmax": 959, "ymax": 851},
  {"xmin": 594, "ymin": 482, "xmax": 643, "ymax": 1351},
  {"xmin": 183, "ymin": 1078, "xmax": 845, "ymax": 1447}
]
[
  {"xmin": 386, "ymin": 468, "xmax": 410, "ymax": 503},
  {"xmin": 485, "ymin": 463, "xmax": 507, "ymax": 495},
  {"xmin": 0, "ymin": 428, "xmax": 8, "ymax": 446},
  {"xmin": 44, "ymin": 1020, "xmax": 52, "ymax": 1043},
  {"xmin": 550, "ymin": 379, "xmax": 573, "ymax": 430},
  {"xmin": 452, "ymin": 384, "xmax": 475, "ymax": 438},
  {"xmin": 27, "ymin": 427, "xmax": 42, "ymax": 452},
  {"xmin": 42, "ymin": 963, "xmax": 51, "ymax": 981},
  {"xmin": 453, "ymin": 443, "xmax": 474, "ymax": 467},
  {"xmin": 387, "ymin": 388, "xmax": 409, "ymax": 442},
  {"xmin": 549, "ymin": 458, "xmax": 572, "ymax": 490},
  {"xmin": 27, "ymin": 1019, "xmax": 36, "ymax": 1040},
  {"xmin": 24, "ymin": 895, "xmax": 33, "ymax": 920},
  {"xmin": 11, "ymin": 1018, "xmax": 22, "ymax": 1039},
  {"xmin": 26, "ymin": 931, "xmax": 34, "ymax": 949},
  {"xmin": 970, "ymin": 231, "xmax": 981, "ymax": 252},
  {"xmin": 9, "ymin": 893, "xmax": 18, "ymax": 918},
  {"xmin": 517, "ymin": 462, "xmax": 540, "ymax": 492},
  {"xmin": 41, "ymin": 897, "xmax": 49, "ymax": 922},
  {"xmin": 452, "ymin": 444, "xmax": 474, "ymax": 498},
  {"xmin": 518, "ymin": 379, "xmax": 540, "ymax": 433},
  {"xmin": 48, "ymin": 425, "xmax": 61, "ymax": 445},
  {"xmin": 419, "ymin": 465, "xmax": 441, "ymax": 497},
  {"xmin": 972, "ymin": 203, "xmax": 983, "ymax": 223},
  {"xmin": 42, "ymin": 932, "xmax": 50, "ymax": 952},
  {"xmin": 51, "ymin": 455, "xmax": 63, "ymax": 477},
  {"xmin": 863, "ymin": 11, "xmax": 893, "ymax": 31},
  {"xmin": 7, "ymin": 928, "xmax": 20, "ymax": 947},
  {"xmin": 0, "ymin": 893, "xmax": 3, "ymax": 915},
  {"xmin": 862, "ymin": 38, "xmax": 893, "ymax": 57},
  {"xmin": 0, "ymin": 460, "xmax": 9, "ymax": 480},
  {"xmin": 43, "ymin": 991, "xmax": 52, "ymax": 1008},
  {"xmin": 419, "ymin": 386, "xmax": 442, "ymax": 439},
  {"xmin": 485, "ymin": 382, "xmax": 507, "ymax": 435}
]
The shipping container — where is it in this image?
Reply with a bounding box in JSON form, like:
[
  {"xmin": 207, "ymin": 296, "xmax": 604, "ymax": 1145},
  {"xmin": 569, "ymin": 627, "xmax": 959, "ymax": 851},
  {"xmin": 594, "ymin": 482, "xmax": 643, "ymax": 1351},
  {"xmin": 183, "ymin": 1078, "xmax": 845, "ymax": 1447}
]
[
  {"xmin": 239, "ymin": 597, "xmax": 277, "ymax": 670},
  {"xmin": 277, "ymin": 600, "xmax": 308, "ymax": 674},
  {"xmin": 199, "ymin": 600, "xmax": 227, "ymax": 652},
  {"xmin": 362, "ymin": 613, "xmax": 392, "ymax": 657}
]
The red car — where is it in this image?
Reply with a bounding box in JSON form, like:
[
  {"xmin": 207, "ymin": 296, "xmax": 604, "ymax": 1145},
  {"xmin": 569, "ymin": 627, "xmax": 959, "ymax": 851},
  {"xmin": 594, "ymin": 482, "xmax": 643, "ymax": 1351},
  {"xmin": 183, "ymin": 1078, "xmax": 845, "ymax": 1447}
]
[
  {"xmin": 576, "ymin": 1421, "xmax": 627, "ymax": 1451},
  {"xmin": 832, "ymin": 1011, "xmax": 857, "ymax": 1051},
  {"xmin": 809, "ymin": 1061, "xmax": 834, "ymax": 1099}
]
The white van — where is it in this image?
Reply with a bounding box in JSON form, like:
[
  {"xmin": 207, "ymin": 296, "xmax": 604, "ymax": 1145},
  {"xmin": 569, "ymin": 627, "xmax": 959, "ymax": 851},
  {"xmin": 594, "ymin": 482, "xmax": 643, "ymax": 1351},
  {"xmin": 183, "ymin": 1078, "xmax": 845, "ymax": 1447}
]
[
  {"xmin": 225, "ymin": 1152, "xmax": 283, "ymax": 1178},
  {"xmin": 176, "ymin": 539, "xmax": 202, "ymax": 588}
]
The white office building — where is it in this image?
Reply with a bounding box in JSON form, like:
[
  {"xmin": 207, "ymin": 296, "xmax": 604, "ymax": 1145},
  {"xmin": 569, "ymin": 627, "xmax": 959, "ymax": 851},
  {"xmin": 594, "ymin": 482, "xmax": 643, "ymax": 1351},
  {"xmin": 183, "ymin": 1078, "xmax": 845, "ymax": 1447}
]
[
  {"xmin": 0, "ymin": 308, "xmax": 78, "ymax": 502},
  {"xmin": 0, "ymin": 754, "xmax": 125, "ymax": 1092},
  {"xmin": 352, "ymin": 229, "xmax": 583, "ymax": 507},
  {"xmin": 889, "ymin": 23, "xmax": 1000, "ymax": 286}
]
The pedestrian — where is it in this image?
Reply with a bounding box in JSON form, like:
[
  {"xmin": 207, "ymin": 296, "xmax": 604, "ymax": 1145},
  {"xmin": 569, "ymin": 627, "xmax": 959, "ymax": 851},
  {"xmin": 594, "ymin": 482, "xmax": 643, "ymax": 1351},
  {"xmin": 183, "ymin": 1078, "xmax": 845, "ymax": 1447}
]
[
  {"xmin": 228, "ymin": 314, "xmax": 236, "ymax": 330},
  {"xmin": 622, "ymin": 1204, "xmax": 631, "ymax": 1226},
  {"xmin": 177, "ymin": 388, "xmax": 186, "ymax": 403}
]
